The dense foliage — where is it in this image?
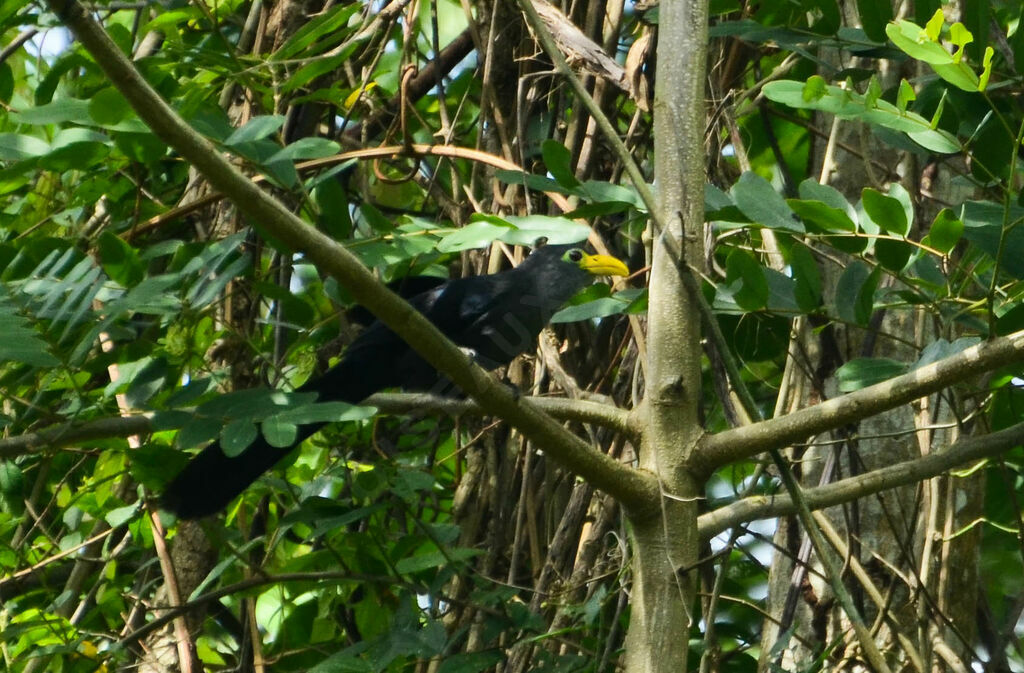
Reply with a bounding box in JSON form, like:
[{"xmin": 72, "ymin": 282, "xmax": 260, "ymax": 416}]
[{"xmin": 3, "ymin": 0, "xmax": 1024, "ymax": 671}]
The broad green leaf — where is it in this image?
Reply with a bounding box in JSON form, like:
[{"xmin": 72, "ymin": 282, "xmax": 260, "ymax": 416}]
[
  {"xmin": 88, "ymin": 87, "xmax": 132, "ymax": 126},
  {"xmin": 576, "ymin": 181, "xmax": 647, "ymax": 211},
  {"xmin": 97, "ymin": 232, "xmax": 144, "ymax": 287},
  {"xmin": 914, "ymin": 337, "xmax": 980, "ymax": 368},
  {"xmin": 787, "ymin": 199, "xmax": 856, "ymax": 233},
  {"xmin": 224, "ymin": 115, "xmax": 286, "ymax": 146},
  {"xmin": 551, "ymin": 293, "xmax": 631, "ymax": 323},
  {"xmin": 437, "ymin": 220, "xmax": 508, "ymax": 252},
  {"xmin": 886, "ymin": 20, "xmax": 980, "ymax": 91},
  {"xmin": 725, "ymin": 248, "xmax": 769, "ymax": 310},
  {"xmin": 176, "ymin": 416, "xmax": 223, "ymax": 448},
  {"xmin": 394, "ymin": 546, "xmax": 481, "ymax": 574},
  {"xmin": 798, "ymin": 180, "xmax": 858, "ymax": 217},
  {"xmin": 113, "ymin": 131, "xmax": 168, "ymax": 163},
  {"xmin": 763, "ymin": 80, "xmax": 961, "ymax": 153},
  {"xmin": 104, "ymin": 505, "xmax": 139, "ymax": 528},
  {"xmin": 270, "ymin": 137, "xmax": 341, "ymax": 162},
  {"xmin": 834, "ymin": 261, "xmax": 880, "ymax": 326},
  {"xmin": 961, "ymin": 200, "xmax": 1024, "ymax": 279},
  {"xmin": 731, "ymin": 172, "xmax": 803, "ymax": 233},
  {"xmin": 789, "ymin": 244, "xmax": 822, "ymax": 312},
  {"xmin": 499, "ymin": 215, "xmax": 590, "ymax": 245},
  {"xmin": 494, "ymin": 169, "xmax": 571, "ymax": 195},
  {"xmin": 542, "ymin": 140, "xmax": 579, "ymax": 188},
  {"xmin": 0, "ymin": 133, "xmax": 49, "ymax": 160},
  {"xmin": 875, "ymin": 238, "xmax": 913, "ymax": 272},
  {"xmin": 861, "ymin": 188, "xmax": 908, "ymax": 235},
  {"xmin": 266, "ymin": 401, "xmax": 376, "ymax": 425},
  {"xmin": 11, "ymin": 98, "xmax": 93, "ymax": 125},
  {"xmin": 926, "ymin": 208, "xmax": 963, "ymax": 253},
  {"xmin": 221, "ymin": 419, "xmax": 258, "ymax": 457},
  {"xmin": 856, "ymin": 0, "xmax": 892, "ymax": 43},
  {"xmin": 836, "ymin": 357, "xmax": 908, "ymax": 392},
  {"xmin": 262, "ymin": 417, "xmax": 298, "ymax": 448}
]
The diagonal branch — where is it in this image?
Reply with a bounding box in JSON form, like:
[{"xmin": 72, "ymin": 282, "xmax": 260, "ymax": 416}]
[
  {"xmin": 695, "ymin": 330, "xmax": 1024, "ymax": 475},
  {"xmin": 47, "ymin": 0, "xmax": 659, "ymax": 515},
  {"xmin": 698, "ymin": 420, "xmax": 1024, "ymax": 540}
]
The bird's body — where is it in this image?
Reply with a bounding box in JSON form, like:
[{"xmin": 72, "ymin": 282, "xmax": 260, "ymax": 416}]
[{"xmin": 160, "ymin": 244, "xmax": 628, "ymax": 519}]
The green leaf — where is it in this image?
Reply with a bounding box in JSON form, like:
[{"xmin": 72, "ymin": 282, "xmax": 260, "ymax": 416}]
[
  {"xmin": 836, "ymin": 358, "xmax": 908, "ymax": 392},
  {"xmin": 897, "ymin": 79, "xmax": 916, "ymax": 113},
  {"xmin": 0, "ymin": 133, "xmax": 49, "ymax": 160},
  {"xmin": 790, "ymin": 244, "xmax": 822, "ymax": 312},
  {"xmin": 861, "ymin": 188, "xmax": 908, "ymax": 235},
  {"xmin": 176, "ymin": 417, "xmax": 223, "ymax": 448},
  {"xmin": 725, "ymin": 248, "xmax": 769, "ymax": 310},
  {"xmin": 266, "ymin": 401, "xmax": 377, "ymax": 425},
  {"xmin": 0, "ymin": 300, "xmax": 59, "ymax": 366},
  {"xmin": 886, "ymin": 20, "xmax": 980, "ymax": 91},
  {"xmin": 113, "ymin": 131, "xmax": 168, "ymax": 163},
  {"xmin": 541, "ymin": 140, "xmax": 579, "ymax": 188},
  {"xmin": 855, "ymin": 0, "xmax": 892, "ymax": 42},
  {"xmin": 731, "ymin": 172, "xmax": 803, "ymax": 233},
  {"xmin": 88, "ymin": 87, "xmax": 132, "ymax": 126},
  {"xmin": 271, "ymin": 137, "xmax": 341, "ymax": 162},
  {"xmin": 273, "ymin": 4, "xmax": 361, "ymax": 60},
  {"xmin": 104, "ymin": 504, "xmax": 139, "ymax": 528},
  {"xmin": 97, "ymin": 232, "xmax": 144, "ymax": 287},
  {"xmin": 11, "ymin": 98, "xmax": 93, "ymax": 125},
  {"xmin": 875, "ymin": 238, "xmax": 913, "ymax": 272},
  {"xmin": 0, "ymin": 62, "xmax": 13, "ymax": 104},
  {"xmin": 437, "ymin": 220, "xmax": 508, "ymax": 252},
  {"xmin": 498, "ymin": 215, "xmax": 590, "ymax": 246},
  {"xmin": 262, "ymin": 417, "xmax": 298, "ymax": 448},
  {"xmin": 576, "ymin": 181, "xmax": 647, "ymax": 211},
  {"xmin": 763, "ymin": 80, "xmax": 961, "ymax": 153},
  {"xmin": 551, "ymin": 294, "xmax": 631, "ymax": 323},
  {"xmin": 494, "ymin": 169, "xmax": 571, "ymax": 195},
  {"xmin": 395, "ymin": 547, "xmax": 481, "ymax": 574},
  {"xmin": 914, "ymin": 337, "xmax": 980, "ymax": 368},
  {"xmin": 281, "ymin": 46, "xmax": 362, "ymax": 94},
  {"xmin": 224, "ymin": 115, "xmax": 286, "ymax": 146},
  {"xmin": 834, "ymin": 261, "xmax": 880, "ymax": 326},
  {"xmin": 926, "ymin": 208, "xmax": 963, "ymax": 253},
  {"xmin": 222, "ymin": 419, "xmax": 258, "ymax": 457},
  {"xmin": 787, "ymin": 199, "xmax": 856, "ymax": 233}
]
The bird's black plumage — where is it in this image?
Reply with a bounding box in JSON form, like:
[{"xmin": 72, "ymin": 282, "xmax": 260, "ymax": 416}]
[{"xmin": 160, "ymin": 244, "xmax": 628, "ymax": 519}]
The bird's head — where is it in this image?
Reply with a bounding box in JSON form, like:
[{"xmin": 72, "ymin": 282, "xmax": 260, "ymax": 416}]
[
  {"xmin": 558, "ymin": 247, "xmax": 631, "ymax": 278},
  {"xmin": 520, "ymin": 241, "xmax": 630, "ymax": 280},
  {"xmin": 515, "ymin": 241, "xmax": 630, "ymax": 310}
]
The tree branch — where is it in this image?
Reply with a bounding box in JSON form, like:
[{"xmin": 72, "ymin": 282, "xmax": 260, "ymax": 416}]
[
  {"xmin": 695, "ymin": 331, "xmax": 1024, "ymax": 474},
  {"xmin": 0, "ymin": 394, "xmax": 636, "ymax": 458},
  {"xmin": 697, "ymin": 420, "xmax": 1024, "ymax": 540},
  {"xmin": 0, "ymin": 414, "xmax": 155, "ymax": 458},
  {"xmin": 46, "ymin": 0, "xmax": 659, "ymax": 515}
]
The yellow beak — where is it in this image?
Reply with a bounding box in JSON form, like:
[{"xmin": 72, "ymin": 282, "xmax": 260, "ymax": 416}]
[{"xmin": 579, "ymin": 253, "xmax": 630, "ymax": 277}]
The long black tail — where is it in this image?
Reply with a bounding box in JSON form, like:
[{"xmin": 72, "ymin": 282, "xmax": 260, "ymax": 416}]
[{"xmin": 160, "ymin": 342, "xmax": 402, "ymax": 519}]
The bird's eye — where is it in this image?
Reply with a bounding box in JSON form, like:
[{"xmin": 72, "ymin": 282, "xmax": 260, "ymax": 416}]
[{"xmin": 567, "ymin": 249, "xmax": 583, "ymax": 262}]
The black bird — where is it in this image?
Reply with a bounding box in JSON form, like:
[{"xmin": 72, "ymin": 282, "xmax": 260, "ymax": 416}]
[{"xmin": 160, "ymin": 243, "xmax": 629, "ymax": 519}]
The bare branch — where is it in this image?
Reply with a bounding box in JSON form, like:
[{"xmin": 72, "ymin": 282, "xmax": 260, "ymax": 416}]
[
  {"xmin": 696, "ymin": 331, "xmax": 1024, "ymax": 474},
  {"xmin": 698, "ymin": 420, "xmax": 1024, "ymax": 540}
]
